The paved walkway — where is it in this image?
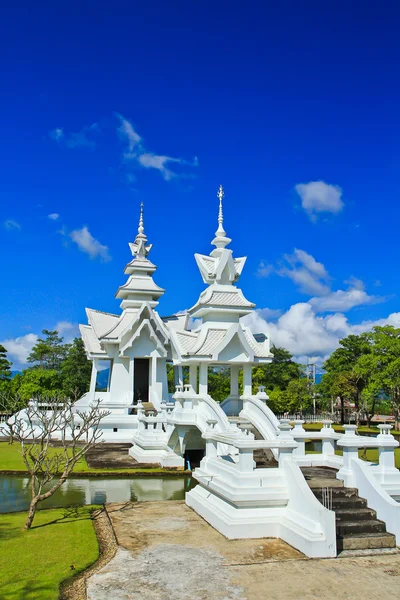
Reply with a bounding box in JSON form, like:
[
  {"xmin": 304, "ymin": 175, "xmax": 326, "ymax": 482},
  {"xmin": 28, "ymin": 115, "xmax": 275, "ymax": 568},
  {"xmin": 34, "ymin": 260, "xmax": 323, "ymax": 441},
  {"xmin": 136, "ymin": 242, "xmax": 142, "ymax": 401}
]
[{"xmin": 87, "ymin": 500, "xmax": 400, "ymax": 600}]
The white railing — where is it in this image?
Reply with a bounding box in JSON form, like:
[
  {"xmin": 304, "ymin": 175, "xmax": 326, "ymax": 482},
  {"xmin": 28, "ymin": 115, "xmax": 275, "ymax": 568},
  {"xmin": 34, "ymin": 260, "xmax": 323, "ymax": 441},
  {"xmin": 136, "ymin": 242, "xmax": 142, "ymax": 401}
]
[
  {"xmin": 277, "ymin": 413, "xmax": 337, "ymax": 423},
  {"xmin": 186, "ymin": 419, "xmax": 337, "ymax": 558}
]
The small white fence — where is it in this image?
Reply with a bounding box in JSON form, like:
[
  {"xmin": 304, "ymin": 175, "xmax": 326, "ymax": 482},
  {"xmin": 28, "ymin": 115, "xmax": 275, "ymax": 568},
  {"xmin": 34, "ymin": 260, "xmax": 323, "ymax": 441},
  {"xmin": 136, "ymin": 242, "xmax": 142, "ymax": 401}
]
[{"xmin": 277, "ymin": 413, "xmax": 339, "ymax": 423}]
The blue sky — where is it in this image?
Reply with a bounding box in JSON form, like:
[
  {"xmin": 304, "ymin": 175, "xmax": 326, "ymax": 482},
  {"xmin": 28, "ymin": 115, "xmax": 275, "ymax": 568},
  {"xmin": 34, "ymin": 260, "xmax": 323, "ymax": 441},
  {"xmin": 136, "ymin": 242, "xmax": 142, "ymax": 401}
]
[{"xmin": 2, "ymin": 1, "xmax": 400, "ymax": 368}]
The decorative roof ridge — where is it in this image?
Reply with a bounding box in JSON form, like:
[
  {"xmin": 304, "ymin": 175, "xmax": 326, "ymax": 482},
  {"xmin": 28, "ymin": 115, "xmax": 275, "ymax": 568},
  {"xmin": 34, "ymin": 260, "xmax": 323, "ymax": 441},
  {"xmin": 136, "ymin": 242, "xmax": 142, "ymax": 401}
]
[
  {"xmin": 176, "ymin": 329, "xmax": 198, "ymax": 339},
  {"xmin": 86, "ymin": 307, "xmax": 120, "ymax": 318}
]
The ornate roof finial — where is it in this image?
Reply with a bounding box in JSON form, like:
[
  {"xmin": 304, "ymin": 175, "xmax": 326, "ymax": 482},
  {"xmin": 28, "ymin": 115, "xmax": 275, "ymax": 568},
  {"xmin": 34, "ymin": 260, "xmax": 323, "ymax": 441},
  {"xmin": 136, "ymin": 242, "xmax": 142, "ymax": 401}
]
[
  {"xmin": 138, "ymin": 201, "xmax": 144, "ymax": 235},
  {"xmin": 129, "ymin": 201, "xmax": 152, "ymax": 259},
  {"xmin": 217, "ymin": 184, "xmax": 224, "ymax": 223},
  {"xmin": 211, "ymin": 184, "xmax": 231, "ymax": 250}
]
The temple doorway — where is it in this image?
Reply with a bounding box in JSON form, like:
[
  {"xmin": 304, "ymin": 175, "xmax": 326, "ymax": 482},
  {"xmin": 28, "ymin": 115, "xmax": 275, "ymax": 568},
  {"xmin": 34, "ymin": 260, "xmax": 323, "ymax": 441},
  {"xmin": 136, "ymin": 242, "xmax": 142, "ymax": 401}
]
[
  {"xmin": 134, "ymin": 358, "xmax": 150, "ymax": 404},
  {"xmin": 183, "ymin": 428, "xmax": 206, "ymax": 469}
]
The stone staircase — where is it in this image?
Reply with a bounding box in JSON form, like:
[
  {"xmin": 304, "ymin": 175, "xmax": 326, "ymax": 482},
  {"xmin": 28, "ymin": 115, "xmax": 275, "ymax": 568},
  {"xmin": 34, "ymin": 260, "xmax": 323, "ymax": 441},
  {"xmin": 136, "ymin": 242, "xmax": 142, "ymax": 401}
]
[{"xmin": 312, "ymin": 485, "xmax": 397, "ymax": 555}]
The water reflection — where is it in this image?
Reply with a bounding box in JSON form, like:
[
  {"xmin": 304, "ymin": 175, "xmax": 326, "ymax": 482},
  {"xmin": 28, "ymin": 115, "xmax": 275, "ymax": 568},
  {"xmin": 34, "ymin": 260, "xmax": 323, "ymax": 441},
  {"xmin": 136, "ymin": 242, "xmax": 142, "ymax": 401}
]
[{"xmin": 0, "ymin": 476, "xmax": 194, "ymax": 513}]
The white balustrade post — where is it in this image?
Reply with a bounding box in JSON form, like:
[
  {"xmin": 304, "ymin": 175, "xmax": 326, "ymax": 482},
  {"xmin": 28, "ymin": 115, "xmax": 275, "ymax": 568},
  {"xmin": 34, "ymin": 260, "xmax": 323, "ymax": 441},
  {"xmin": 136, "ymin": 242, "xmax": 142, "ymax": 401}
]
[
  {"xmin": 183, "ymin": 384, "xmax": 193, "ymax": 410},
  {"xmin": 337, "ymin": 425, "xmax": 359, "ymax": 486},
  {"xmin": 238, "ymin": 447, "xmax": 255, "ymax": 472},
  {"xmin": 278, "ymin": 421, "xmax": 296, "ymax": 467},
  {"xmin": 136, "ymin": 399, "xmax": 143, "ymax": 416},
  {"xmin": 173, "ymin": 385, "xmax": 184, "ymax": 410},
  {"xmin": 205, "ymin": 420, "xmax": 218, "ymax": 459},
  {"xmin": 375, "ymin": 424, "xmax": 399, "ymax": 484},
  {"xmin": 256, "ymin": 385, "xmax": 269, "ymax": 402},
  {"xmin": 292, "ymin": 419, "xmax": 306, "ymax": 458},
  {"xmin": 321, "ymin": 420, "xmax": 336, "ymax": 457}
]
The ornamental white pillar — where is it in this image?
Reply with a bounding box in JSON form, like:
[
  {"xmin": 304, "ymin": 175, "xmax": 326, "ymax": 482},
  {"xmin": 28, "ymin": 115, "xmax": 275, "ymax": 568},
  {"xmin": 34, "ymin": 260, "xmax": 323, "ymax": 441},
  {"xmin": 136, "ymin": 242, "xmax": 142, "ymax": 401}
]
[
  {"xmin": 174, "ymin": 366, "xmax": 183, "ymax": 387},
  {"xmin": 151, "ymin": 355, "xmax": 157, "ymax": 388},
  {"xmin": 199, "ymin": 363, "xmax": 208, "ymax": 395},
  {"xmin": 189, "ymin": 364, "xmax": 197, "ymax": 393},
  {"xmin": 230, "ymin": 365, "xmax": 240, "ymax": 396},
  {"xmin": 243, "ymin": 364, "xmax": 252, "ymax": 396}
]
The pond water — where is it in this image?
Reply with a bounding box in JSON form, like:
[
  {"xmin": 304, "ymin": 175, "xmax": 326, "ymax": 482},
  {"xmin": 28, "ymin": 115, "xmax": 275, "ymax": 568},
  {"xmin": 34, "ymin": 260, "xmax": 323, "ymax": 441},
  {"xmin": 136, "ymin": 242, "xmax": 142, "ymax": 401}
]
[{"xmin": 0, "ymin": 475, "xmax": 195, "ymax": 513}]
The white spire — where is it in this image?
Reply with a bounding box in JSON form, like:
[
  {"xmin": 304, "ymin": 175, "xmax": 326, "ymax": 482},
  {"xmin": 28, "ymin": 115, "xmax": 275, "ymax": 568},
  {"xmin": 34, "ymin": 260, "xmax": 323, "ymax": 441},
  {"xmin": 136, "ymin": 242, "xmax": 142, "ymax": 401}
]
[
  {"xmin": 138, "ymin": 201, "xmax": 144, "ymax": 235},
  {"xmin": 211, "ymin": 184, "xmax": 231, "ymax": 250},
  {"xmin": 129, "ymin": 202, "xmax": 152, "ymax": 259}
]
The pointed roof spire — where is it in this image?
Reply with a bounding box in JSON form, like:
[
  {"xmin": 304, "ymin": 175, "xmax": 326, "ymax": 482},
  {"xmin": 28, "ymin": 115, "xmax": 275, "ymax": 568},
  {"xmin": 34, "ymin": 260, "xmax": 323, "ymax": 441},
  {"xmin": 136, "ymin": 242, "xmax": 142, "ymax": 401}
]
[
  {"xmin": 138, "ymin": 201, "xmax": 144, "ymax": 235},
  {"xmin": 129, "ymin": 202, "xmax": 153, "ymax": 259},
  {"xmin": 211, "ymin": 184, "xmax": 231, "ymax": 250}
]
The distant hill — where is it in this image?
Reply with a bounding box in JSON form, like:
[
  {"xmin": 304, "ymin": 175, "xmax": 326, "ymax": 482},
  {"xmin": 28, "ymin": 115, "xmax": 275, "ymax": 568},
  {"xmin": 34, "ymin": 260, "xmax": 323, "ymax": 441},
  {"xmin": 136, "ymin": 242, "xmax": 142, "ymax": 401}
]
[{"xmin": 96, "ymin": 368, "xmax": 110, "ymax": 391}]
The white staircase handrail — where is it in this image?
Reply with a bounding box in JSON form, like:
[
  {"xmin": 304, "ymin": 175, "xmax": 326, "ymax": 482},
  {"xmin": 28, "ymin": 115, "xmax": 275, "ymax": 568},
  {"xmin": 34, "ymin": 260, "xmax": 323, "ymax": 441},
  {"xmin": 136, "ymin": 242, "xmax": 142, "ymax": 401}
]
[{"xmin": 349, "ymin": 457, "xmax": 400, "ymax": 545}]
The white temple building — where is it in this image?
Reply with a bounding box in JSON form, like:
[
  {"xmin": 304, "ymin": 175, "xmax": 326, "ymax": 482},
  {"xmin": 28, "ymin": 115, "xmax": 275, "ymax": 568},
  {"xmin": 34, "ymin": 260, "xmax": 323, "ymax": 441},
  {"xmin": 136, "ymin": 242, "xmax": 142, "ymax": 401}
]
[
  {"xmin": 76, "ymin": 186, "xmax": 273, "ymax": 448},
  {"xmin": 15, "ymin": 186, "xmax": 400, "ymax": 558}
]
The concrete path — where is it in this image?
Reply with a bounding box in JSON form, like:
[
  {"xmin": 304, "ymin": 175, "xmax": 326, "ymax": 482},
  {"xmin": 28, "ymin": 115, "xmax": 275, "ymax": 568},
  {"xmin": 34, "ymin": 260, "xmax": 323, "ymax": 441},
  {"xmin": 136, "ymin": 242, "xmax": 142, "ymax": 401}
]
[{"xmin": 87, "ymin": 500, "xmax": 400, "ymax": 600}]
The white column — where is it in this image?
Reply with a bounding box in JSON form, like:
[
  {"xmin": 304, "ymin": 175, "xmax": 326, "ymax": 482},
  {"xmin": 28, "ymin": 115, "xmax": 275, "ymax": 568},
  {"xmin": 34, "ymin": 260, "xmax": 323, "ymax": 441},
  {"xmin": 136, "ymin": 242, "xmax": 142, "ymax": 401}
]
[
  {"xmin": 199, "ymin": 363, "xmax": 208, "ymax": 395},
  {"xmin": 89, "ymin": 359, "xmax": 98, "ymax": 396},
  {"xmin": 189, "ymin": 364, "xmax": 197, "ymax": 393},
  {"xmin": 173, "ymin": 365, "xmax": 183, "ymax": 388},
  {"xmin": 230, "ymin": 365, "xmax": 240, "ymax": 396},
  {"xmin": 150, "ymin": 355, "xmax": 157, "ymax": 403},
  {"xmin": 243, "ymin": 364, "xmax": 252, "ymax": 396},
  {"xmin": 151, "ymin": 355, "xmax": 157, "ymax": 387}
]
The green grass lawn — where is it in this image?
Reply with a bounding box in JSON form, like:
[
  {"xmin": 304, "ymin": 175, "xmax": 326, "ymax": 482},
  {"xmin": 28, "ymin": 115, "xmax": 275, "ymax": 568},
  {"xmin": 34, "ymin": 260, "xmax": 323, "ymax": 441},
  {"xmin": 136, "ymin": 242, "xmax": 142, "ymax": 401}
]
[
  {"xmin": 304, "ymin": 446, "xmax": 400, "ymax": 468},
  {"xmin": 0, "ymin": 442, "xmax": 167, "ymax": 474},
  {"xmin": 303, "ymin": 423, "xmax": 400, "ymax": 436},
  {"xmin": 0, "ymin": 506, "xmax": 99, "ymax": 600}
]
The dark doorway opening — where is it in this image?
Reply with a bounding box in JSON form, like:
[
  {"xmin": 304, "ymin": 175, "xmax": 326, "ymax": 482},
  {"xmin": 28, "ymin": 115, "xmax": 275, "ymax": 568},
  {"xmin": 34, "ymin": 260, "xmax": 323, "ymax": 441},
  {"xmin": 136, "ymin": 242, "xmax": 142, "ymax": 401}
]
[
  {"xmin": 184, "ymin": 449, "xmax": 205, "ymax": 469},
  {"xmin": 134, "ymin": 358, "xmax": 150, "ymax": 404}
]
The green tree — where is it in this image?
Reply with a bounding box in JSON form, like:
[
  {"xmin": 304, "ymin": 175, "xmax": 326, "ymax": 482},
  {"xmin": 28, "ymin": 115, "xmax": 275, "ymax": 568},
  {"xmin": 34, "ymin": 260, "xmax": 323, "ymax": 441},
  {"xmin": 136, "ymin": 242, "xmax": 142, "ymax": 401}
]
[
  {"xmin": 208, "ymin": 367, "xmax": 230, "ymax": 402},
  {"xmin": 27, "ymin": 330, "xmax": 68, "ymax": 370},
  {"xmin": 322, "ymin": 333, "xmax": 371, "ymax": 424},
  {"xmin": 357, "ymin": 326, "xmax": 400, "ymax": 428},
  {"xmin": 17, "ymin": 369, "xmax": 62, "ymax": 401},
  {"xmin": 61, "ymin": 338, "xmax": 92, "ymax": 400},
  {"xmin": 283, "ymin": 378, "xmax": 314, "ymax": 413},
  {"xmin": 0, "ymin": 345, "xmax": 12, "ymax": 393},
  {"xmin": 0, "ymin": 345, "xmax": 12, "ymax": 381},
  {"xmin": 253, "ymin": 346, "xmax": 303, "ymax": 392}
]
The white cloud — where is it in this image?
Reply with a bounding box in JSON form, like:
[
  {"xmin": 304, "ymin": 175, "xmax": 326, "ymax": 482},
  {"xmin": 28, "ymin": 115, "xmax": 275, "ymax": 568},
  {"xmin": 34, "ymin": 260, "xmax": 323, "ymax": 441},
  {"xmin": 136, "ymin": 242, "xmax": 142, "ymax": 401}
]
[
  {"xmin": 49, "ymin": 124, "xmax": 99, "ymax": 149},
  {"xmin": 309, "ymin": 287, "xmax": 383, "ymax": 313},
  {"xmin": 265, "ymin": 249, "xmax": 384, "ymax": 312},
  {"xmin": 0, "ymin": 333, "xmax": 38, "ymax": 367},
  {"xmin": 278, "ymin": 248, "xmax": 330, "ymax": 295},
  {"xmin": 295, "ymin": 181, "xmax": 344, "ymax": 220},
  {"xmin": 116, "ymin": 113, "xmax": 198, "ymax": 181},
  {"xmin": 49, "ymin": 128, "xmax": 64, "ymax": 142},
  {"xmin": 242, "ymin": 304, "xmax": 400, "ymax": 363},
  {"xmin": 4, "ymin": 219, "xmax": 21, "ymax": 230},
  {"xmin": 256, "ymin": 261, "xmax": 274, "ymax": 278},
  {"xmin": 69, "ymin": 226, "xmax": 111, "ymax": 262},
  {"xmin": 116, "ymin": 115, "xmax": 142, "ymax": 152},
  {"xmin": 1, "ymin": 321, "xmax": 79, "ymax": 369},
  {"xmin": 55, "ymin": 321, "xmax": 79, "ymax": 341},
  {"xmin": 48, "ymin": 213, "xmax": 60, "ymax": 220}
]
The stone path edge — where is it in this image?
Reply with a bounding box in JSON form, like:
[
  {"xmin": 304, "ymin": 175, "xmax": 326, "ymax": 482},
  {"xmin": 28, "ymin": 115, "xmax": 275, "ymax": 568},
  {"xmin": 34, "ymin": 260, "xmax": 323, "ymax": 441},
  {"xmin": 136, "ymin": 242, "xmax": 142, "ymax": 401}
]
[{"xmin": 59, "ymin": 507, "xmax": 118, "ymax": 600}]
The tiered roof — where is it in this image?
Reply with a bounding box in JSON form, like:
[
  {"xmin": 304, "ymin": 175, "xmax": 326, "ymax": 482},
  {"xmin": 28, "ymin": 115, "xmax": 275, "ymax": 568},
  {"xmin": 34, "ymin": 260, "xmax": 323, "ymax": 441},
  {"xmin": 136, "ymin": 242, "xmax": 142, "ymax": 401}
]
[
  {"xmin": 115, "ymin": 203, "xmax": 165, "ymax": 309},
  {"xmin": 171, "ymin": 186, "xmax": 272, "ymax": 364}
]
